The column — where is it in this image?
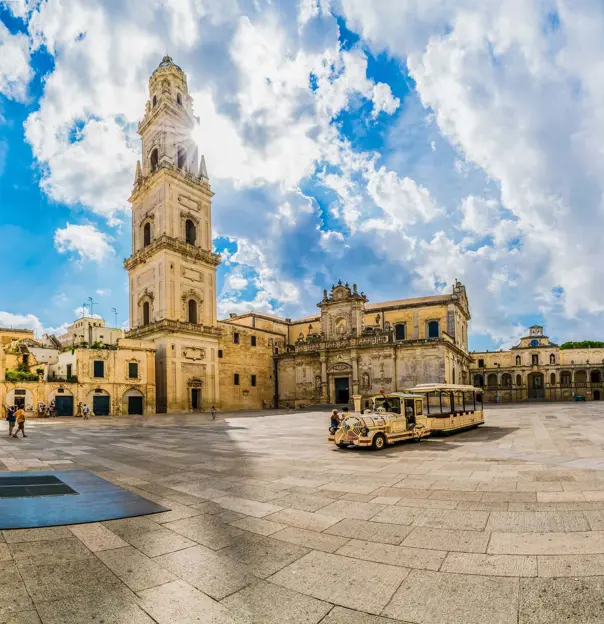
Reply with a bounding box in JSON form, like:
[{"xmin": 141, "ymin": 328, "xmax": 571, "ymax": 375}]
[
  {"xmin": 320, "ymin": 353, "xmax": 327, "ymax": 403},
  {"xmin": 351, "ymin": 349, "xmax": 359, "ymax": 396}
]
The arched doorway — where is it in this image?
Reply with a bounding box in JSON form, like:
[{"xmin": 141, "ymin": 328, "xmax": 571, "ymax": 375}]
[
  {"xmin": 528, "ymin": 372, "xmax": 545, "ymax": 399},
  {"xmin": 123, "ymin": 388, "xmax": 144, "ymax": 415}
]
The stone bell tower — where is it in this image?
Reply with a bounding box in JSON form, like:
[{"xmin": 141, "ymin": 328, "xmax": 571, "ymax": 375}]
[{"xmin": 125, "ymin": 56, "xmax": 221, "ymax": 413}]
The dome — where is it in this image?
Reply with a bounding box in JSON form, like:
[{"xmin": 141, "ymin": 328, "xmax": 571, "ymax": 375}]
[{"xmin": 153, "ymin": 55, "xmax": 184, "ymax": 75}]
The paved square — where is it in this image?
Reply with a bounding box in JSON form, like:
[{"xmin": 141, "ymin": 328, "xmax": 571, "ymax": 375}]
[{"xmin": 3, "ymin": 403, "xmax": 604, "ymax": 622}]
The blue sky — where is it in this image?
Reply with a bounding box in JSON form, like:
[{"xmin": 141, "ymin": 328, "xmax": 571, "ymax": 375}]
[{"xmin": 1, "ymin": 0, "xmax": 604, "ymax": 351}]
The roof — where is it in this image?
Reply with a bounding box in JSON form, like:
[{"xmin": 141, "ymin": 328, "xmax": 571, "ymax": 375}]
[
  {"xmin": 370, "ymin": 392, "xmax": 424, "ymax": 399},
  {"xmin": 365, "ymin": 294, "xmax": 454, "ymax": 311},
  {"xmin": 221, "ymin": 311, "xmax": 290, "ymax": 325},
  {"xmin": 408, "ymin": 384, "xmax": 478, "ymax": 393}
]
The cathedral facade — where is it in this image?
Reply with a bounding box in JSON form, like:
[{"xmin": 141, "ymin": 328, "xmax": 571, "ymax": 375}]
[{"xmin": 123, "ymin": 57, "xmax": 472, "ymax": 413}]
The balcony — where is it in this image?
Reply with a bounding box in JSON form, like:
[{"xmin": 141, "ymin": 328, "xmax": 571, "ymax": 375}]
[{"xmin": 127, "ymin": 319, "xmax": 221, "ymax": 340}]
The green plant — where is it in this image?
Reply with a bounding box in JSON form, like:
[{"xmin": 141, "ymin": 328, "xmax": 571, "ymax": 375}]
[
  {"xmin": 5, "ymin": 369, "xmax": 38, "ymax": 382},
  {"xmin": 67, "ymin": 375, "xmax": 79, "ymax": 383},
  {"xmin": 560, "ymin": 341, "xmax": 604, "ymax": 350},
  {"xmin": 90, "ymin": 341, "xmax": 105, "ymax": 349}
]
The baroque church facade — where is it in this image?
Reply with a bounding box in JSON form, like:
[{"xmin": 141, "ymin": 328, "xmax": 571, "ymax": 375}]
[{"xmin": 124, "ymin": 56, "xmax": 473, "ymax": 412}]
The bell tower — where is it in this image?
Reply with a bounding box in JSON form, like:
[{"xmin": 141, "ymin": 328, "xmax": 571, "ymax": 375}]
[{"xmin": 125, "ymin": 56, "xmax": 221, "ymax": 413}]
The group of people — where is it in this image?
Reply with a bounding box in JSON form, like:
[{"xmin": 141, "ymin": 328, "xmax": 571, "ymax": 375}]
[
  {"xmin": 330, "ymin": 406, "xmax": 350, "ymax": 430},
  {"xmin": 6, "ymin": 405, "xmax": 26, "ymax": 438},
  {"xmin": 37, "ymin": 401, "xmax": 56, "ymax": 418}
]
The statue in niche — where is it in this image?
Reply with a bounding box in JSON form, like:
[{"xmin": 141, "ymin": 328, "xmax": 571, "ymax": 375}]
[
  {"xmin": 315, "ymin": 375, "xmax": 321, "ymax": 391},
  {"xmin": 335, "ymin": 317, "xmax": 347, "ymax": 336},
  {"xmin": 361, "ymin": 372, "xmax": 370, "ymax": 389}
]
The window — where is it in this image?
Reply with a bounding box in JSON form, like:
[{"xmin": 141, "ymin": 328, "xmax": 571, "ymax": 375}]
[
  {"xmin": 143, "ymin": 222, "xmax": 151, "ymax": 247},
  {"xmin": 66, "ymin": 364, "xmax": 72, "ymax": 378},
  {"xmin": 218, "ymin": 349, "xmax": 223, "ymax": 358},
  {"xmin": 550, "ymin": 372, "xmax": 556, "ymax": 385},
  {"xmin": 532, "ymin": 354, "xmax": 539, "ymax": 366},
  {"xmin": 177, "ymin": 146, "xmax": 187, "ymax": 170},
  {"xmin": 233, "ymin": 332, "xmax": 240, "ymax": 344},
  {"xmin": 234, "ymin": 373, "xmax": 240, "ymax": 386},
  {"xmin": 177, "ymin": 93, "xmax": 182, "ymax": 105},
  {"xmin": 516, "ymin": 374, "xmax": 522, "ymax": 386},
  {"xmin": 152, "ymin": 95, "xmax": 157, "ymax": 107},
  {"xmin": 561, "ymin": 372, "xmax": 571, "ymax": 386},
  {"xmin": 395, "ymin": 324, "xmax": 406, "ymax": 341},
  {"xmin": 428, "ymin": 320, "xmax": 439, "ymax": 338},
  {"xmin": 251, "ymin": 374, "xmax": 257, "ymax": 387},
  {"xmin": 93, "ymin": 361, "xmax": 104, "ymax": 378},
  {"xmin": 478, "ymin": 358, "xmax": 485, "ymax": 368},
  {"xmin": 516, "ymin": 355, "xmax": 521, "ymax": 365},
  {"xmin": 143, "ymin": 301, "xmax": 150, "ymax": 326},
  {"xmin": 129, "ymin": 362, "xmax": 138, "ymax": 379},
  {"xmin": 251, "ymin": 335, "xmax": 257, "ymax": 347},
  {"xmin": 188, "ymin": 299, "xmax": 198, "ymax": 324},
  {"xmin": 185, "ymin": 219, "xmax": 196, "ymax": 245},
  {"xmin": 150, "ymin": 148, "xmax": 159, "ymax": 172}
]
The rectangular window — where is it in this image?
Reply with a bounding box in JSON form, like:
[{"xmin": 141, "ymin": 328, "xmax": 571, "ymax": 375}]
[
  {"xmin": 234, "ymin": 373, "xmax": 240, "ymax": 386},
  {"xmin": 128, "ymin": 362, "xmax": 138, "ymax": 379},
  {"xmin": 395, "ymin": 324, "xmax": 406, "ymax": 341},
  {"xmin": 251, "ymin": 374, "xmax": 257, "ymax": 387},
  {"xmin": 233, "ymin": 333, "xmax": 240, "ymax": 344},
  {"xmin": 218, "ymin": 349, "xmax": 223, "ymax": 358},
  {"xmin": 478, "ymin": 359, "xmax": 485, "ymax": 368},
  {"xmin": 251, "ymin": 335, "xmax": 257, "ymax": 347},
  {"xmin": 93, "ymin": 360, "xmax": 104, "ymax": 378},
  {"xmin": 66, "ymin": 364, "xmax": 72, "ymax": 378}
]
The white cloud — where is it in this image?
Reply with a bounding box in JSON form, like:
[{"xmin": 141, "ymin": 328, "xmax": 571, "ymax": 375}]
[
  {"xmin": 54, "ymin": 223, "xmax": 114, "ymax": 263},
  {"xmin": 96, "ymin": 288, "xmax": 111, "ymax": 296},
  {"xmin": 371, "ymin": 82, "xmax": 400, "ymax": 117},
  {"xmin": 73, "ymin": 306, "xmax": 101, "ymax": 320},
  {"xmin": 0, "ymin": 21, "xmax": 32, "ymax": 101},
  {"xmin": 0, "ymin": 310, "xmax": 70, "ymax": 338},
  {"xmin": 225, "ymin": 273, "xmax": 248, "ymax": 291}
]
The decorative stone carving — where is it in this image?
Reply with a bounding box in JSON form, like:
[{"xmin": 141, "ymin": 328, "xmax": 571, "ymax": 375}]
[
  {"xmin": 183, "ymin": 347, "xmax": 205, "ymax": 361},
  {"xmin": 178, "ymin": 194, "xmax": 199, "ymax": 211}
]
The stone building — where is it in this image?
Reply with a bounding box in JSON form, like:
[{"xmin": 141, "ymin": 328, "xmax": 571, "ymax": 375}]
[
  {"xmin": 58, "ymin": 316, "xmax": 124, "ymax": 347},
  {"xmin": 118, "ymin": 55, "xmax": 474, "ymax": 413},
  {"xmin": 0, "ymin": 328, "xmax": 156, "ymax": 417},
  {"xmin": 470, "ymin": 325, "xmax": 604, "ymax": 401}
]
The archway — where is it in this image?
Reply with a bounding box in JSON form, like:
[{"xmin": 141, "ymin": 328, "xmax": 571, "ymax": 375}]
[
  {"xmin": 502, "ymin": 373, "xmax": 512, "ymax": 388},
  {"xmin": 487, "ymin": 373, "xmax": 498, "ymax": 388},
  {"xmin": 143, "ymin": 222, "xmax": 151, "ymax": 247},
  {"xmin": 575, "ymin": 370, "xmax": 587, "ymax": 386},
  {"xmin": 528, "ymin": 372, "xmax": 545, "ymax": 399},
  {"xmin": 188, "ymin": 299, "xmax": 198, "ymax": 324},
  {"xmin": 473, "ymin": 374, "xmax": 484, "ymax": 388},
  {"xmin": 150, "ymin": 148, "xmax": 158, "ymax": 172},
  {"xmin": 143, "ymin": 301, "xmax": 150, "ymax": 326},
  {"xmin": 591, "ymin": 370, "xmax": 602, "ymax": 383},
  {"xmin": 123, "ymin": 388, "xmax": 144, "ymax": 415},
  {"xmin": 516, "ymin": 374, "xmax": 522, "ymax": 386},
  {"xmin": 595, "ymin": 390, "xmax": 601, "ymax": 401}
]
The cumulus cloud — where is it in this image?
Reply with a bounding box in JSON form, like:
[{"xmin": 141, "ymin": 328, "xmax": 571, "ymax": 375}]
[
  {"xmin": 0, "ymin": 21, "xmax": 32, "ymax": 101},
  {"xmin": 54, "ymin": 223, "xmax": 114, "ymax": 263}
]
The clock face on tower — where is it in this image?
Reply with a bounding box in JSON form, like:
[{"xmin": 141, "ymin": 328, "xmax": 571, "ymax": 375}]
[{"xmin": 530, "ymin": 339, "xmax": 539, "ymax": 347}]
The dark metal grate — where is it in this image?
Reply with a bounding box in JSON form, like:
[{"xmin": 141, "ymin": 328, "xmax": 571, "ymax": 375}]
[{"xmin": 0, "ymin": 475, "xmax": 77, "ymax": 499}]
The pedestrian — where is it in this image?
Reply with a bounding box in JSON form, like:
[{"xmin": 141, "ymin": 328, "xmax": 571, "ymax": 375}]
[
  {"xmin": 76, "ymin": 402, "xmax": 83, "ymax": 417},
  {"xmin": 6, "ymin": 405, "xmax": 16, "ymax": 436},
  {"xmin": 82, "ymin": 404, "xmax": 90, "ymax": 420},
  {"xmin": 50, "ymin": 400, "xmax": 56, "ymax": 417},
  {"xmin": 330, "ymin": 408, "xmax": 340, "ymax": 431},
  {"xmin": 210, "ymin": 405, "xmax": 216, "ymax": 420},
  {"xmin": 12, "ymin": 406, "xmax": 27, "ymax": 438}
]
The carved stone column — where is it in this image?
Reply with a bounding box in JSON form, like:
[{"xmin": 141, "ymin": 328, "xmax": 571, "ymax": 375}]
[
  {"xmin": 351, "ymin": 349, "xmax": 359, "ymax": 395},
  {"xmin": 320, "ymin": 353, "xmax": 328, "ymax": 403}
]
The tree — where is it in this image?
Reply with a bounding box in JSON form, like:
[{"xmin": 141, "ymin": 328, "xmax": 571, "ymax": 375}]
[{"xmin": 560, "ymin": 341, "xmax": 604, "ymax": 350}]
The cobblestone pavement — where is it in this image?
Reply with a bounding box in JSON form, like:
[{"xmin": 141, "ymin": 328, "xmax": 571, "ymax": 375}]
[{"xmin": 4, "ymin": 403, "xmax": 604, "ymax": 622}]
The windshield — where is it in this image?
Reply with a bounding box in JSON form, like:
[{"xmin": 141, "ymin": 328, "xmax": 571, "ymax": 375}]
[{"xmin": 373, "ymin": 397, "xmax": 401, "ymax": 414}]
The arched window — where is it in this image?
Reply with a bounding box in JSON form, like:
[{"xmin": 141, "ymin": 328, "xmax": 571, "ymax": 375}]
[
  {"xmin": 143, "ymin": 222, "xmax": 151, "ymax": 247},
  {"xmin": 177, "ymin": 93, "xmax": 182, "ymax": 105},
  {"xmin": 427, "ymin": 321, "xmax": 439, "ymax": 339},
  {"xmin": 177, "ymin": 146, "xmax": 187, "ymax": 170},
  {"xmin": 152, "ymin": 95, "xmax": 157, "ymax": 107},
  {"xmin": 142, "ymin": 301, "xmax": 150, "ymax": 326},
  {"xmin": 188, "ymin": 299, "xmax": 197, "ymax": 324},
  {"xmin": 473, "ymin": 374, "xmax": 484, "ymax": 387},
  {"xmin": 516, "ymin": 374, "xmax": 522, "ymax": 386},
  {"xmin": 550, "ymin": 354, "xmax": 555, "ymax": 364},
  {"xmin": 502, "ymin": 373, "xmax": 512, "ymax": 388},
  {"xmin": 550, "ymin": 372, "xmax": 556, "ymax": 385},
  {"xmin": 452, "ymin": 368, "xmax": 456, "ymax": 384},
  {"xmin": 150, "ymin": 148, "xmax": 159, "ymax": 172},
  {"xmin": 185, "ymin": 219, "xmax": 196, "ymax": 245},
  {"xmin": 394, "ymin": 324, "xmax": 405, "ymax": 341},
  {"xmin": 515, "ymin": 355, "xmax": 521, "ymax": 365}
]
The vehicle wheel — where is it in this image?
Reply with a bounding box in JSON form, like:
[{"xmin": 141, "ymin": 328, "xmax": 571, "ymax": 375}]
[
  {"xmin": 337, "ymin": 443, "xmax": 349, "ymax": 449},
  {"xmin": 414, "ymin": 435, "xmax": 422, "ymax": 443},
  {"xmin": 371, "ymin": 433, "xmax": 386, "ymax": 450}
]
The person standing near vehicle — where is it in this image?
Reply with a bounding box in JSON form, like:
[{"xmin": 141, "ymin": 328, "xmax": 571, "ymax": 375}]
[
  {"xmin": 210, "ymin": 405, "xmax": 216, "ymax": 420},
  {"xmin": 82, "ymin": 404, "xmax": 90, "ymax": 420},
  {"xmin": 6, "ymin": 405, "xmax": 16, "ymax": 436},
  {"xmin": 330, "ymin": 408, "xmax": 340, "ymax": 431},
  {"xmin": 12, "ymin": 407, "xmax": 27, "ymax": 438}
]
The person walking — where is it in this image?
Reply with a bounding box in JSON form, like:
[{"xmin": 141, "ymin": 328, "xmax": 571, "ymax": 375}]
[
  {"xmin": 210, "ymin": 405, "xmax": 216, "ymax": 420},
  {"xmin": 6, "ymin": 405, "xmax": 16, "ymax": 436},
  {"xmin": 82, "ymin": 404, "xmax": 90, "ymax": 420},
  {"xmin": 12, "ymin": 406, "xmax": 27, "ymax": 438},
  {"xmin": 330, "ymin": 408, "xmax": 340, "ymax": 432}
]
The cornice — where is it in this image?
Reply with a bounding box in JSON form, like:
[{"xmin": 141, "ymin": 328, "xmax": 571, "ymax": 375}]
[
  {"xmin": 129, "ymin": 165, "xmax": 213, "ymax": 204},
  {"xmin": 124, "ymin": 235, "xmax": 221, "ymax": 271},
  {"xmin": 126, "ymin": 320, "xmax": 222, "ymax": 340}
]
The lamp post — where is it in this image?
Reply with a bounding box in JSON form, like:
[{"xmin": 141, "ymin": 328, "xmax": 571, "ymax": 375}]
[{"xmin": 111, "ymin": 308, "xmax": 118, "ymax": 328}]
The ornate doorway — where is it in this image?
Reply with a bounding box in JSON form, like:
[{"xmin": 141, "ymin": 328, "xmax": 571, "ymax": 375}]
[
  {"xmin": 528, "ymin": 372, "xmax": 544, "ymax": 400},
  {"xmin": 334, "ymin": 377, "xmax": 350, "ymax": 404}
]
